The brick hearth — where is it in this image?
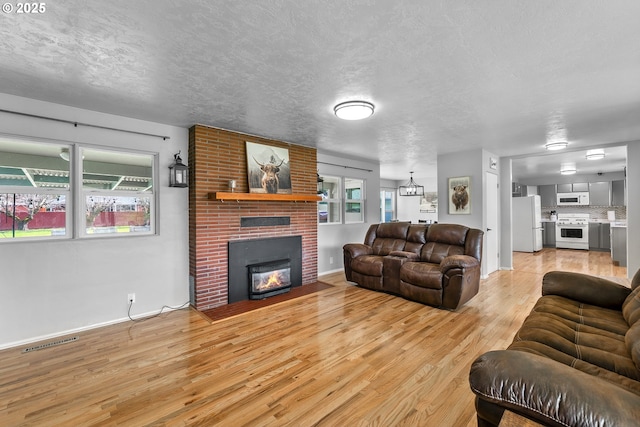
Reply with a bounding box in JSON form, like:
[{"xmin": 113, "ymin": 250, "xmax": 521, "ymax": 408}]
[{"xmin": 188, "ymin": 125, "xmax": 318, "ymax": 311}]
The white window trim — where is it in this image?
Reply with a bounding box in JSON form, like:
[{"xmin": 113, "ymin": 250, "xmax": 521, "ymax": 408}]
[{"xmin": 0, "ymin": 137, "xmax": 159, "ymax": 243}]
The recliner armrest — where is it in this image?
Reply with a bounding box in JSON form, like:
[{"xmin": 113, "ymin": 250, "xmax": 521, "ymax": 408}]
[
  {"xmin": 470, "ymin": 350, "xmax": 640, "ymax": 427},
  {"xmin": 439, "ymin": 254, "xmax": 479, "ymax": 273},
  {"xmin": 343, "ymin": 243, "xmax": 373, "ymax": 259},
  {"xmin": 542, "ymin": 271, "xmax": 631, "ymax": 309}
]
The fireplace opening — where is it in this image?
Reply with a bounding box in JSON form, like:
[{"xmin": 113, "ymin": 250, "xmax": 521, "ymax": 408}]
[
  {"xmin": 228, "ymin": 235, "xmax": 302, "ymax": 303},
  {"xmin": 248, "ymin": 260, "xmax": 291, "ymax": 299}
]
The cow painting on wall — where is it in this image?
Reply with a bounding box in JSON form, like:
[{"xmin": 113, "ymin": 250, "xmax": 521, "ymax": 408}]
[
  {"xmin": 246, "ymin": 141, "xmax": 292, "ymax": 194},
  {"xmin": 448, "ymin": 176, "xmax": 471, "ymax": 214}
]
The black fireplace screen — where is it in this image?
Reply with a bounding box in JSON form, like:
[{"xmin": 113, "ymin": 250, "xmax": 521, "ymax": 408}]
[{"xmin": 248, "ymin": 260, "xmax": 291, "ymax": 299}]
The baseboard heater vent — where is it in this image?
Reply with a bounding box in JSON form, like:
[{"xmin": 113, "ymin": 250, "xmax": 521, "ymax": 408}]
[{"xmin": 22, "ymin": 336, "xmax": 79, "ymax": 353}]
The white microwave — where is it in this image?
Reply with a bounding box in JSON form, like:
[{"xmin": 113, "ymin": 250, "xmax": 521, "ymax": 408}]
[{"xmin": 557, "ymin": 192, "xmax": 590, "ymax": 206}]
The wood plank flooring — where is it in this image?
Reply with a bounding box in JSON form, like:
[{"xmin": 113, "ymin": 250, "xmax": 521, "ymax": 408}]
[{"xmin": 0, "ymin": 249, "xmax": 627, "ymax": 426}]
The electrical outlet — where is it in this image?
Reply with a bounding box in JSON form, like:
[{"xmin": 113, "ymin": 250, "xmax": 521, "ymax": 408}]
[{"xmin": 128, "ymin": 293, "xmax": 136, "ymax": 304}]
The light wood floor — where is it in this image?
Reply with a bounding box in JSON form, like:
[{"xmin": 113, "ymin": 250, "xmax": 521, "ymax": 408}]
[{"xmin": 0, "ymin": 249, "xmax": 628, "ymax": 426}]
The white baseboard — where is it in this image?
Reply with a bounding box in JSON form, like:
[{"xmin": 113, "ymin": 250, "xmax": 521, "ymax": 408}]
[
  {"xmin": 318, "ymin": 267, "xmax": 344, "ymax": 276},
  {"xmin": 0, "ymin": 306, "xmax": 190, "ymax": 351}
]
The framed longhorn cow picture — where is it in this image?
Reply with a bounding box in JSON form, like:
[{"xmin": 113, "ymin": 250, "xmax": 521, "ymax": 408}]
[{"xmin": 245, "ymin": 141, "xmax": 292, "ymax": 194}]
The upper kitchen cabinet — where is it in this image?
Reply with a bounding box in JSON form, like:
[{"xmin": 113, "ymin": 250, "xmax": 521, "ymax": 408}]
[
  {"xmin": 612, "ymin": 180, "xmax": 626, "ymax": 206},
  {"xmin": 571, "ymin": 182, "xmax": 589, "ymax": 192},
  {"xmin": 539, "ymin": 184, "xmax": 557, "ymax": 207},
  {"xmin": 557, "ymin": 182, "xmax": 589, "ymax": 192},
  {"xmin": 589, "ymin": 182, "xmax": 610, "ymax": 206}
]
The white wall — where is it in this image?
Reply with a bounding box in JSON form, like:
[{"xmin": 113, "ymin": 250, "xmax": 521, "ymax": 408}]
[
  {"xmin": 0, "ymin": 94, "xmax": 189, "ymax": 349},
  {"xmin": 437, "ymin": 149, "xmax": 484, "ymax": 230},
  {"xmin": 317, "ymin": 151, "xmax": 380, "ymax": 275},
  {"xmin": 627, "ymin": 141, "xmax": 640, "ymax": 278},
  {"xmin": 500, "ymin": 158, "xmax": 514, "ymax": 270},
  {"xmin": 437, "ymin": 148, "xmax": 502, "ymax": 277}
]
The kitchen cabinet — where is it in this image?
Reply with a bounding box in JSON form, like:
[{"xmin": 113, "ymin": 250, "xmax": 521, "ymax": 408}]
[
  {"xmin": 611, "ymin": 226, "xmax": 627, "ymax": 267},
  {"xmin": 557, "ymin": 182, "xmax": 588, "ymax": 193},
  {"xmin": 589, "ymin": 182, "xmax": 610, "ymax": 206},
  {"xmin": 612, "ymin": 180, "xmax": 626, "ymax": 206},
  {"xmin": 571, "ymin": 182, "xmax": 589, "ymax": 192},
  {"xmin": 539, "ymin": 184, "xmax": 556, "ymax": 207},
  {"xmin": 542, "ymin": 222, "xmax": 556, "ymax": 247},
  {"xmin": 589, "ymin": 222, "xmax": 611, "ymax": 251}
]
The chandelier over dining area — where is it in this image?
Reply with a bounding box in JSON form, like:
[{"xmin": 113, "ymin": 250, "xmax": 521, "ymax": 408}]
[{"xmin": 399, "ymin": 172, "xmax": 424, "ymax": 196}]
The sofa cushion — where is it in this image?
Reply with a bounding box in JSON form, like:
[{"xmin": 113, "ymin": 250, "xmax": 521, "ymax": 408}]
[
  {"xmin": 403, "ymin": 224, "xmax": 428, "ymax": 255},
  {"xmin": 627, "ymin": 322, "xmax": 640, "ymax": 372},
  {"xmin": 632, "ymin": 268, "xmax": 640, "ymax": 291},
  {"xmin": 533, "ymin": 295, "xmax": 630, "ymax": 335},
  {"xmin": 351, "ymin": 255, "xmax": 385, "ymax": 277},
  {"xmin": 509, "ymin": 295, "xmax": 640, "ymax": 393},
  {"xmin": 623, "ymin": 286, "xmax": 640, "ymax": 326},
  {"xmin": 420, "ymin": 242, "xmax": 464, "ymax": 264},
  {"xmin": 399, "ymin": 262, "xmax": 442, "ymax": 289}
]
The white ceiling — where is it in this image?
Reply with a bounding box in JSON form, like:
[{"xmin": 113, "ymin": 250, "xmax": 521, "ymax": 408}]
[{"xmin": 1, "ymin": 1, "xmax": 639, "ymax": 181}]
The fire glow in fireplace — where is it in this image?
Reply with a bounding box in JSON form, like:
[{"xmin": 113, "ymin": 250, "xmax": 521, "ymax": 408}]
[{"xmin": 248, "ymin": 260, "xmax": 291, "ymax": 299}]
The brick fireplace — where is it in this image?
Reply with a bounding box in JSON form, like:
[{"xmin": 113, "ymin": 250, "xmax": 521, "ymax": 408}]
[{"xmin": 188, "ymin": 125, "xmax": 318, "ymax": 310}]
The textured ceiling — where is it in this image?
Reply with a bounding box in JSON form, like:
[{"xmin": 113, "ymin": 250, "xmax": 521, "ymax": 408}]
[{"xmin": 1, "ymin": 1, "xmax": 639, "ymax": 180}]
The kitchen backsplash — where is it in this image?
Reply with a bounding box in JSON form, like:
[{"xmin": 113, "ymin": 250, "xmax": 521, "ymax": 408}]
[{"xmin": 541, "ymin": 205, "xmax": 627, "ymax": 220}]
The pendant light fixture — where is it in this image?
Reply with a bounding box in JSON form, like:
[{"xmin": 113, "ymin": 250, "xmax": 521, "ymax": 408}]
[{"xmin": 399, "ymin": 172, "xmax": 424, "ymax": 196}]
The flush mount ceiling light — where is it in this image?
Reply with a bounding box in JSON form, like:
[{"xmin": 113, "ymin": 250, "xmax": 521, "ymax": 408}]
[
  {"xmin": 334, "ymin": 101, "xmax": 375, "ymax": 120},
  {"xmin": 560, "ymin": 162, "xmax": 577, "ymax": 175},
  {"xmin": 59, "ymin": 148, "xmax": 70, "ymax": 161},
  {"xmin": 545, "ymin": 141, "xmax": 568, "ymax": 151},
  {"xmin": 399, "ymin": 172, "xmax": 424, "ymax": 196},
  {"xmin": 586, "ymin": 149, "xmax": 605, "ymax": 160}
]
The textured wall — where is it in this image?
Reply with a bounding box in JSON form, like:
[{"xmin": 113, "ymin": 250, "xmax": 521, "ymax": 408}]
[{"xmin": 189, "ymin": 125, "xmax": 318, "ymax": 310}]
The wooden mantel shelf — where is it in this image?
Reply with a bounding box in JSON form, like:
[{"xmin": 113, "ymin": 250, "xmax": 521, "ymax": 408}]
[{"xmin": 209, "ymin": 192, "xmax": 321, "ymax": 202}]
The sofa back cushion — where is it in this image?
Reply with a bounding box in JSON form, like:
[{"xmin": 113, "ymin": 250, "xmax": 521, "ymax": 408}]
[
  {"xmin": 403, "ymin": 224, "xmax": 429, "ymax": 255},
  {"xmin": 420, "ymin": 224, "xmax": 469, "ymax": 263},
  {"xmin": 623, "ymin": 286, "xmax": 640, "ymax": 326},
  {"xmin": 370, "ymin": 222, "xmax": 410, "ymax": 256},
  {"xmin": 631, "ymin": 268, "xmax": 640, "ymax": 291},
  {"xmin": 626, "ymin": 322, "xmax": 640, "ymax": 371}
]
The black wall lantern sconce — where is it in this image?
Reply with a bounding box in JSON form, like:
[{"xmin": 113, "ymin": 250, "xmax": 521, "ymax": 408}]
[{"xmin": 169, "ymin": 151, "xmax": 188, "ymax": 187}]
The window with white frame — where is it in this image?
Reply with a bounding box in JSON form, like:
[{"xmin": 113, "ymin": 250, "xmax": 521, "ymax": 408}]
[
  {"xmin": 380, "ymin": 189, "xmax": 395, "ymax": 222},
  {"xmin": 81, "ymin": 148, "xmax": 155, "ymax": 236},
  {"xmin": 344, "ymin": 178, "xmax": 364, "ymax": 223},
  {"xmin": 0, "ymin": 139, "xmax": 71, "ymax": 240},
  {"xmin": 317, "ymin": 175, "xmax": 365, "ymax": 225},
  {"xmin": 317, "ymin": 175, "xmax": 341, "ymax": 224},
  {"xmin": 0, "ymin": 137, "xmax": 157, "ymax": 241}
]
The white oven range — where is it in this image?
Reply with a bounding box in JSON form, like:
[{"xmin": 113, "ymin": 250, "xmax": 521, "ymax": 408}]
[{"xmin": 556, "ymin": 213, "xmax": 590, "ymax": 250}]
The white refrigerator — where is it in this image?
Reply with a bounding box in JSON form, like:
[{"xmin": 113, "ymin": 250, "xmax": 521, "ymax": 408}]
[{"xmin": 513, "ymin": 195, "xmax": 543, "ymax": 252}]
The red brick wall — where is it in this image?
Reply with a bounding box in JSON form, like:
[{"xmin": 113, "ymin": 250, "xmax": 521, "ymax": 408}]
[{"xmin": 188, "ymin": 125, "xmax": 318, "ymax": 310}]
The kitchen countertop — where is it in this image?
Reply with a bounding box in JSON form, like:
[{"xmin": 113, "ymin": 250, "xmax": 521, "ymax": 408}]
[{"xmin": 541, "ymin": 218, "xmax": 627, "ymax": 227}]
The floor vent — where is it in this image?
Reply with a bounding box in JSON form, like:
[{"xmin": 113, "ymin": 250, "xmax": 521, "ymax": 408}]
[{"xmin": 22, "ymin": 336, "xmax": 79, "ymax": 353}]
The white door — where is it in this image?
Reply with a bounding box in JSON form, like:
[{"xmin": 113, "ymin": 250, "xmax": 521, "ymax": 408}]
[{"xmin": 484, "ymin": 172, "xmax": 499, "ymax": 276}]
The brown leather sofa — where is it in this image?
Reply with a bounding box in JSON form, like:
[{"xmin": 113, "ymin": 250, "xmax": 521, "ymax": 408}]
[
  {"xmin": 469, "ymin": 270, "xmax": 640, "ymax": 427},
  {"xmin": 343, "ymin": 222, "xmax": 484, "ymax": 310}
]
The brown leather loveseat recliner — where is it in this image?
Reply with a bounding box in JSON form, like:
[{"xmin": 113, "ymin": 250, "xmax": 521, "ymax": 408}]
[{"xmin": 343, "ymin": 222, "xmax": 484, "ymax": 310}]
